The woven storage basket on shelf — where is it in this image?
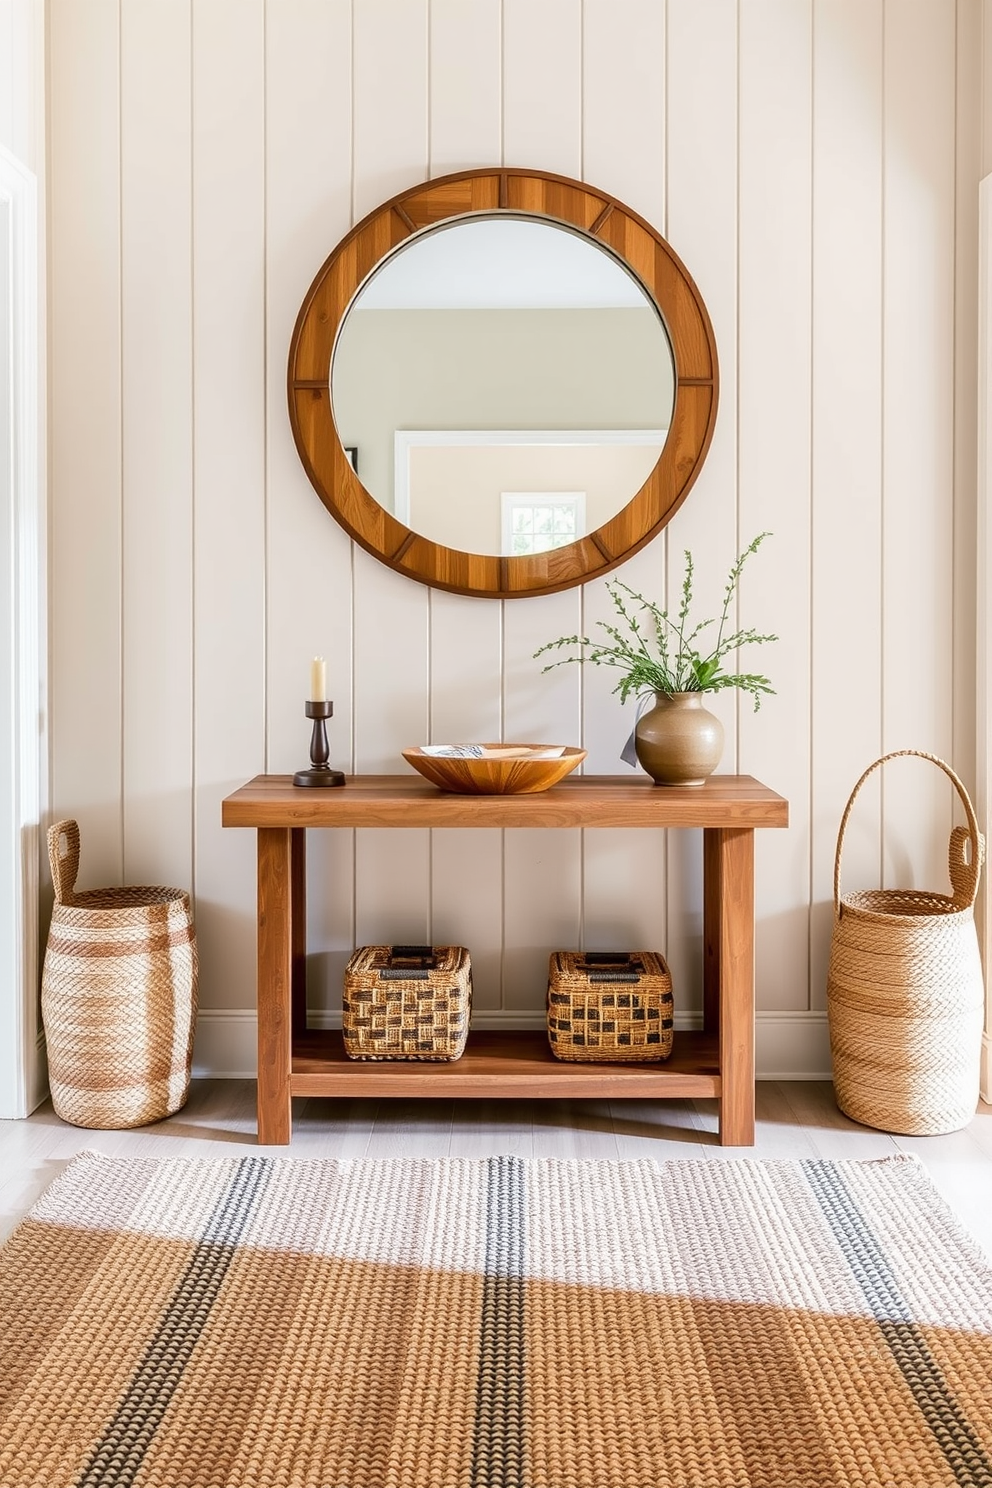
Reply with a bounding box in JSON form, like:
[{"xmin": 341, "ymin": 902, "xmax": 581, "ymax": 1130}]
[
  {"xmin": 547, "ymin": 950, "xmax": 674, "ymax": 1062},
  {"xmin": 826, "ymin": 750, "xmax": 985, "ymax": 1136},
  {"xmin": 40, "ymin": 819, "xmax": 198, "ymax": 1129},
  {"xmin": 342, "ymin": 944, "xmax": 472, "ymax": 1061}
]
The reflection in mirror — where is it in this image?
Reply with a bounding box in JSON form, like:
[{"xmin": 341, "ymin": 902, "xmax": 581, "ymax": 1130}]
[{"xmin": 330, "ymin": 216, "xmax": 675, "ymax": 557}]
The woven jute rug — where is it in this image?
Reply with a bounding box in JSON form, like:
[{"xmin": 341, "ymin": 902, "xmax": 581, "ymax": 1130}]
[{"xmin": 2, "ymin": 1152, "xmax": 991, "ymax": 1488}]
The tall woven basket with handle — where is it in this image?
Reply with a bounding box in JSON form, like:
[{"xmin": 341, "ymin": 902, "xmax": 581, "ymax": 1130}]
[
  {"xmin": 826, "ymin": 751, "xmax": 985, "ymax": 1136},
  {"xmin": 40, "ymin": 819, "xmax": 198, "ymax": 1129}
]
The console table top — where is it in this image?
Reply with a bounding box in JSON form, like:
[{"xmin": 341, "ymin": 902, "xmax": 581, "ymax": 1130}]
[{"xmin": 222, "ymin": 773, "xmax": 789, "ymax": 830}]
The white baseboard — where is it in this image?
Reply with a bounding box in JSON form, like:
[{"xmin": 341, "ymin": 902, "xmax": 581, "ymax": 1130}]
[
  {"xmin": 192, "ymin": 1008, "xmax": 833, "ymax": 1082},
  {"xmin": 982, "ymin": 1032, "xmax": 992, "ymax": 1105},
  {"xmin": 191, "ymin": 1010, "xmax": 261, "ymax": 1082},
  {"xmin": 756, "ymin": 1011, "xmax": 832, "ymax": 1080}
]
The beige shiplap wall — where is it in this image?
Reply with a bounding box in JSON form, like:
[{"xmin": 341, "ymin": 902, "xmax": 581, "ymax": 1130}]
[{"xmin": 45, "ymin": 0, "xmax": 983, "ymax": 1077}]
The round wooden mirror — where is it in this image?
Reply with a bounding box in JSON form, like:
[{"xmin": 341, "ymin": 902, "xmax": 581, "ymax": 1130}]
[{"xmin": 288, "ymin": 168, "xmax": 718, "ymax": 600}]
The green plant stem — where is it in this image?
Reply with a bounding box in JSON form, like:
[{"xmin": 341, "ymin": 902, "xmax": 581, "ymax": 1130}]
[{"xmin": 532, "ymin": 533, "xmax": 777, "ymax": 711}]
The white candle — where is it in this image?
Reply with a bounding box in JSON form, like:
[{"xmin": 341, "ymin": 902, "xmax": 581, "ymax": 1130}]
[{"xmin": 310, "ymin": 655, "xmax": 326, "ymax": 702}]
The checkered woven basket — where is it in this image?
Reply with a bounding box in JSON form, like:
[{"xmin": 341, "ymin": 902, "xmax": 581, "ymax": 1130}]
[
  {"xmin": 547, "ymin": 950, "xmax": 674, "ymax": 1062},
  {"xmin": 342, "ymin": 944, "xmax": 472, "ymax": 1061}
]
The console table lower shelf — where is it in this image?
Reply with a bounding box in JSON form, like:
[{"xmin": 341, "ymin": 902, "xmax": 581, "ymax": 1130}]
[{"xmin": 291, "ymin": 1029, "xmax": 720, "ymax": 1099}]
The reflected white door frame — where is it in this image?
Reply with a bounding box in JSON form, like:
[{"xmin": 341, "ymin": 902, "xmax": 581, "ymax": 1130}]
[{"xmin": 393, "ymin": 427, "xmax": 667, "ymax": 525}]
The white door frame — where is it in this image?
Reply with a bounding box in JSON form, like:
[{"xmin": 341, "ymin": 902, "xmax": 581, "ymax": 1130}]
[
  {"xmin": 392, "ymin": 427, "xmax": 668, "ymax": 524},
  {"xmin": 977, "ymin": 176, "xmax": 992, "ymax": 1103},
  {"xmin": 0, "ymin": 143, "xmax": 45, "ymax": 1118}
]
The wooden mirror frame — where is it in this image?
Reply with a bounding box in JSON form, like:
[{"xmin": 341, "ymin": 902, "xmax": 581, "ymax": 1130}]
[{"xmin": 288, "ymin": 167, "xmax": 718, "ymax": 600}]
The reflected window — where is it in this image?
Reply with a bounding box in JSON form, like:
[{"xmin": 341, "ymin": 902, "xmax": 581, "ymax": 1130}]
[{"xmin": 501, "ymin": 492, "xmax": 586, "ymax": 557}]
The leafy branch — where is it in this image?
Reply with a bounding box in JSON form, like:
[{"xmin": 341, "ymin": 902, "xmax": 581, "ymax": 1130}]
[{"xmin": 533, "ymin": 532, "xmax": 778, "ymax": 711}]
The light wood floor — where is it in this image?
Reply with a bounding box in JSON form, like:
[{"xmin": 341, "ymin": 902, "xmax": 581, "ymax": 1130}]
[{"xmin": 3, "ymin": 1082, "xmax": 991, "ymax": 1254}]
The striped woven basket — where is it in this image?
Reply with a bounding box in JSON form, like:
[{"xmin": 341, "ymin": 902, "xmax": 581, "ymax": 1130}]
[
  {"xmin": 826, "ymin": 751, "xmax": 985, "ymax": 1136},
  {"xmin": 40, "ymin": 819, "xmax": 198, "ymax": 1129}
]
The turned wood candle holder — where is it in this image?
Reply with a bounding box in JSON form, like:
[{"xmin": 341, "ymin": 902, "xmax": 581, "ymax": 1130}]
[{"xmin": 293, "ymin": 701, "xmax": 345, "ymax": 787}]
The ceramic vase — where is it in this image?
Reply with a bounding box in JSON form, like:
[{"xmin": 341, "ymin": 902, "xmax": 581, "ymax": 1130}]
[{"xmin": 635, "ymin": 692, "xmax": 724, "ymax": 786}]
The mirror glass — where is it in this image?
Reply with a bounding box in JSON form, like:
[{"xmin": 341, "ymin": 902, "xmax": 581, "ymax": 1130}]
[{"xmin": 329, "ymin": 216, "xmax": 675, "ymax": 558}]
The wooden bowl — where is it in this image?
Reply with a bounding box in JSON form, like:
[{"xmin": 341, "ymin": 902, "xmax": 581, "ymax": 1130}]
[{"xmin": 402, "ymin": 744, "xmax": 586, "ymax": 795}]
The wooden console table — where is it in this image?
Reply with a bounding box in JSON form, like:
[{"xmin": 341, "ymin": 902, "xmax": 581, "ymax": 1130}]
[{"xmin": 222, "ymin": 774, "xmax": 788, "ymax": 1146}]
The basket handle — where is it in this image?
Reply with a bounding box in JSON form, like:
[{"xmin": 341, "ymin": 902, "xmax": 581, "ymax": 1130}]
[
  {"xmin": 580, "ymin": 951, "xmax": 642, "ymax": 983},
  {"xmin": 389, "ymin": 944, "xmax": 436, "ymax": 966},
  {"xmin": 833, "ymin": 750, "xmax": 985, "ymax": 916},
  {"xmin": 47, "ymin": 819, "xmax": 80, "ymax": 905}
]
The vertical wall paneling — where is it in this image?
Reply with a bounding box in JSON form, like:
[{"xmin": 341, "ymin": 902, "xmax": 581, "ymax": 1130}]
[
  {"xmin": 496, "ymin": 0, "xmax": 583, "ymax": 1007},
  {"xmin": 577, "ymin": 548, "xmax": 670, "ymax": 778},
  {"xmin": 48, "ymin": 0, "xmax": 124, "ymax": 885},
  {"xmin": 265, "ymin": 0, "xmax": 353, "ymax": 779},
  {"xmin": 578, "ymin": 547, "xmax": 668, "ymax": 968},
  {"xmin": 502, "ymin": 0, "xmax": 581, "ymax": 179},
  {"xmin": 351, "ymin": 1, "xmax": 431, "ymax": 959},
  {"xmin": 575, "ymin": 567, "xmax": 668, "ymax": 955},
  {"xmin": 514, "ymin": 590, "xmax": 585, "ymax": 748},
  {"xmin": 954, "ymin": 0, "xmax": 981, "ymax": 797},
  {"xmin": 192, "ymin": 0, "xmax": 265, "ymax": 1014},
  {"xmin": 430, "ymin": 826, "xmax": 504, "ymax": 1012},
  {"xmin": 427, "ymin": 0, "xmax": 504, "ymax": 1008},
  {"xmin": 957, "ymin": 0, "xmax": 982, "ymax": 1070},
  {"xmin": 503, "ymin": 588, "xmax": 582, "ymax": 1006},
  {"xmin": 882, "ymin": 1, "xmax": 957, "ymax": 889},
  {"xmin": 738, "ymin": 0, "xmax": 813, "ymax": 1011},
  {"xmin": 664, "ymin": 0, "xmax": 739, "ymax": 1012},
  {"xmin": 120, "ymin": 1, "xmax": 193, "ymax": 885},
  {"xmin": 502, "ymin": 820, "xmax": 582, "ymax": 1012},
  {"xmin": 428, "ymin": 590, "xmax": 504, "ymax": 1010},
  {"xmin": 809, "ymin": 0, "xmax": 884, "ymax": 1009},
  {"xmin": 429, "ymin": 0, "xmax": 502, "ymax": 175},
  {"xmin": 265, "ymin": 0, "xmax": 355, "ymax": 1018},
  {"xmin": 427, "ymin": 600, "xmax": 502, "ymax": 749},
  {"xmin": 664, "ymin": 0, "xmax": 739, "ymax": 665},
  {"xmin": 353, "ymin": 0, "xmax": 429, "ymax": 218},
  {"xmin": 580, "ymin": 0, "xmax": 668, "ymax": 978},
  {"xmin": 954, "ymin": 0, "xmax": 980, "ymax": 1091},
  {"xmin": 581, "ymin": 0, "xmax": 664, "ymax": 224},
  {"xmin": 352, "ymin": 549, "xmax": 431, "ymax": 948}
]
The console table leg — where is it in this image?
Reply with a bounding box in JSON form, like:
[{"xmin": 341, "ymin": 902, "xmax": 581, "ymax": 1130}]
[
  {"xmin": 291, "ymin": 828, "xmax": 307, "ymax": 1037},
  {"xmin": 702, "ymin": 829, "xmax": 721, "ymax": 1037},
  {"xmin": 713, "ymin": 827, "xmax": 755, "ymax": 1147},
  {"xmin": 257, "ymin": 827, "xmax": 293, "ymax": 1145}
]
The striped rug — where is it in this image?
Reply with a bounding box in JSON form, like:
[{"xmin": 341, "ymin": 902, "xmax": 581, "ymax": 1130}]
[{"xmin": 2, "ymin": 1152, "xmax": 991, "ymax": 1487}]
